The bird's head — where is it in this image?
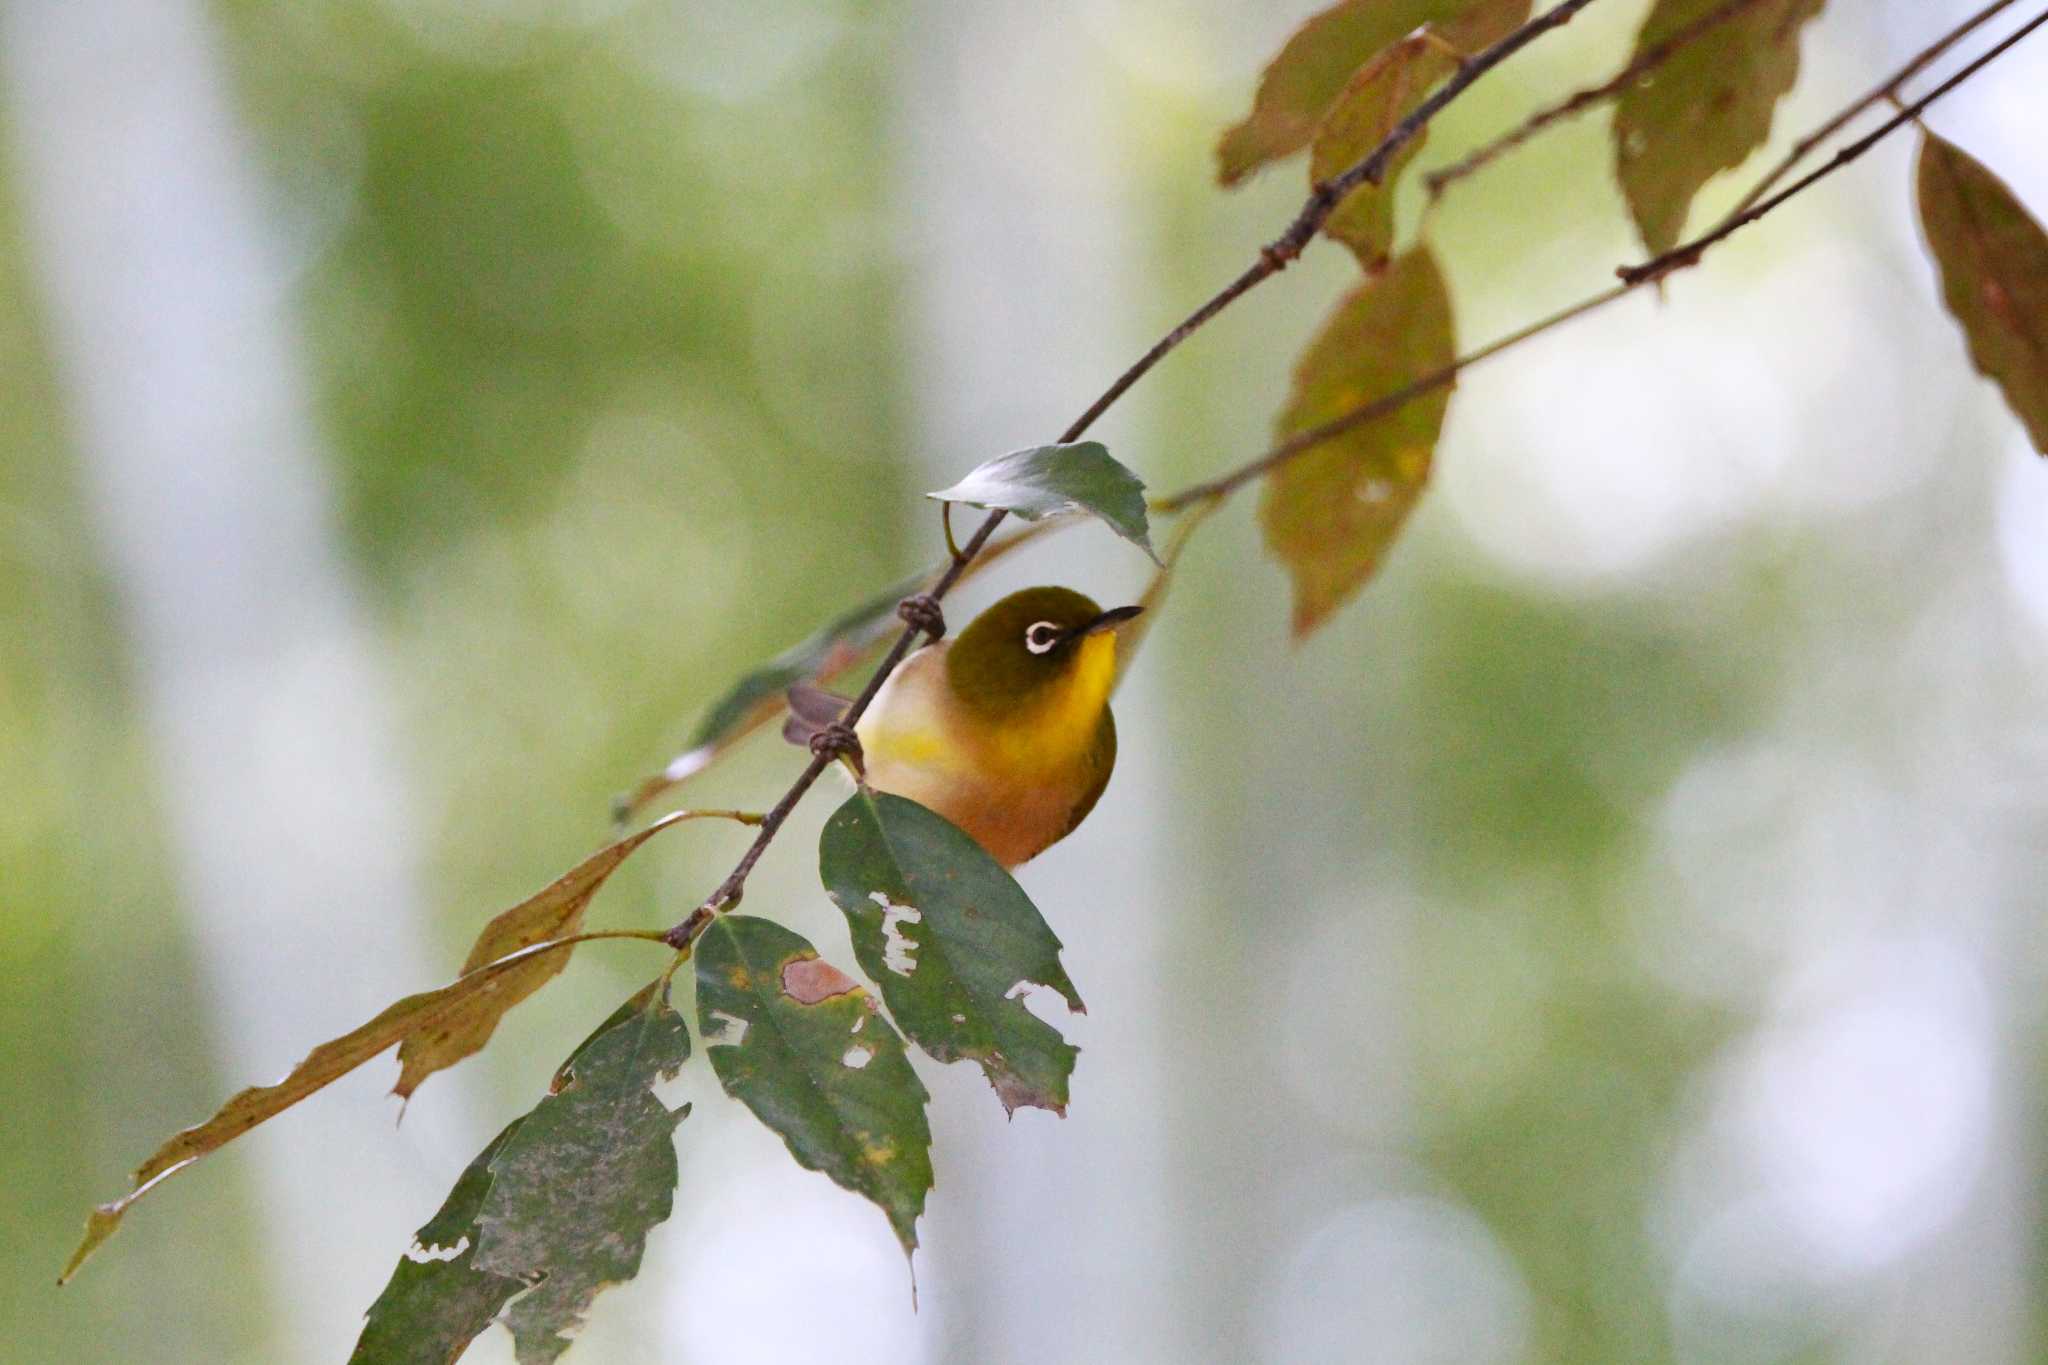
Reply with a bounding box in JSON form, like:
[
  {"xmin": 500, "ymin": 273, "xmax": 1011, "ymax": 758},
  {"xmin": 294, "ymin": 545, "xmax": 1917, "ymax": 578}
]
[{"xmin": 944, "ymin": 586, "xmax": 1142, "ymax": 719}]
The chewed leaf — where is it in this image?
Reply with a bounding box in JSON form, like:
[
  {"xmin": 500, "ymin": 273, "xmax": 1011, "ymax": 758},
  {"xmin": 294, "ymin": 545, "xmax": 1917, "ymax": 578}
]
[
  {"xmin": 349, "ymin": 1121, "xmax": 528, "ymax": 1364},
  {"xmin": 1215, "ymin": 0, "xmax": 1531, "ymax": 185},
  {"xmin": 1916, "ymin": 131, "xmax": 2048, "ymax": 454},
  {"xmin": 393, "ymin": 813, "xmax": 696, "ymax": 1101},
  {"xmin": 61, "ymin": 934, "xmax": 631, "ymax": 1286},
  {"xmin": 1613, "ymin": 0, "xmax": 1825, "ymax": 254},
  {"xmin": 928, "ymin": 442, "xmax": 1155, "ymax": 560},
  {"xmin": 695, "ymin": 916, "xmax": 933, "ymax": 1255},
  {"xmin": 819, "ymin": 790, "xmax": 1084, "ymax": 1116},
  {"xmin": 1260, "ymin": 246, "xmax": 1455, "ymax": 638},
  {"xmin": 474, "ymin": 983, "xmax": 691, "ymax": 1364},
  {"xmin": 1310, "ymin": 31, "xmax": 1454, "ymax": 272}
]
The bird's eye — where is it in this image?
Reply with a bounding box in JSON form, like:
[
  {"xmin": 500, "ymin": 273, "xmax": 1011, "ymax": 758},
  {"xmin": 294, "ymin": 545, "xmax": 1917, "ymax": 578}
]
[{"xmin": 1024, "ymin": 621, "xmax": 1062, "ymax": 655}]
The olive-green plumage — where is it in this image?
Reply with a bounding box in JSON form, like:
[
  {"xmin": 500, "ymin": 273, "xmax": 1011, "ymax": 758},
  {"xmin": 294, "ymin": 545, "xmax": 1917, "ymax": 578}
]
[{"xmin": 845, "ymin": 586, "xmax": 1136, "ymax": 867}]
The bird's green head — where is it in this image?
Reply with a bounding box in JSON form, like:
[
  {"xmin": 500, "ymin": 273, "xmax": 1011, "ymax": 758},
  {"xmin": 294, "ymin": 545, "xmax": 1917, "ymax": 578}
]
[{"xmin": 944, "ymin": 586, "xmax": 1141, "ymax": 719}]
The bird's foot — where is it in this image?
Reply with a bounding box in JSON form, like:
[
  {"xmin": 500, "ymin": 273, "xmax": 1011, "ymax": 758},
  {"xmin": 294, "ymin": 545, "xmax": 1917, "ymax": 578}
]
[
  {"xmin": 897, "ymin": 593, "xmax": 946, "ymax": 639},
  {"xmin": 809, "ymin": 721, "xmax": 865, "ymax": 776}
]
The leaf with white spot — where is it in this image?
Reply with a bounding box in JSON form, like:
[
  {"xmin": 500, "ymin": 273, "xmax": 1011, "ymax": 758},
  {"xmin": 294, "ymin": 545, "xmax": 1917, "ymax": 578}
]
[
  {"xmin": 695, "ymin": 915, "xmax": 932, "ymax": 1254},
  {"xmin": 819, "ymin": 790, "xmax": 1084, "ymax": 1116}
]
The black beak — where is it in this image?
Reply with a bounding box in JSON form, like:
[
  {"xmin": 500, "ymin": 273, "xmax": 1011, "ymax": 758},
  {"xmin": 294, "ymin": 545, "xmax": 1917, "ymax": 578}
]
[{"xmin": 1079, "ymin": 604, "xmax": 1144, "ymax": 636}]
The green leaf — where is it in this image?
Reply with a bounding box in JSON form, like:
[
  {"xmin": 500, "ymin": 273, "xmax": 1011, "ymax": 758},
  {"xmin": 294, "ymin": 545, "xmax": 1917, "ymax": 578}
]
[
  {"xmin": 928, "ymin": 442, "xmax": 1156, "ymax": 560},
  {"xmin": 473, "ymin": 983, "xmax": 692, "ymax": 1365},
  {"xmin": 819, "ymin": 790, "xmax": 1084, "ymax": 1116},
  {"xmin": 1916, "ymin": 131, "xmax": 2048, "ymax": 455},
  {"xmin": 1310, "ymin": 31, "xmax": 1454, "ymax": 272},
  {"xmin": 1613, "ymin": 0, "xmax": 1825, "ymax": 255},
  {"xmin": 349, "ymin": 1122, "xmax": 528, "ymax": 1365},
  {"xmin": 60, "ymin": 934, "xmax": 641, "ymax": 1285},
  {"xmin": 393, "ymin": 813, "xmax": 694, "ymax": 1102},
  {"xmin": 695, "ymin": 916, "xmax": 933, "ymax": 1255},
  {"xmin": 1215, "ymin": 0, "xmax": 1531, "ymax": 186},
  {"xmin": 1259, "ymin": 246, "xmax": 1454, "ymax": 638}
]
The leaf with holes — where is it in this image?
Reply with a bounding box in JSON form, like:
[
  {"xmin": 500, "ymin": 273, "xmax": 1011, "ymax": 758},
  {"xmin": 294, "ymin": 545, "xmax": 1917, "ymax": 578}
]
[
  {"xmin": 1613, "ymin": 0, "xmax": 1826, "ymax": 255},
  {"xmin": 470, "ymin": 982, "xmax": 691, "ymax": 1365},
  {"xmin": 349, "ymin": 1121, "xmax": 528, "ymax": 1365},
  {"xmin": 1260, "ymin": 246, "xmax": 1454, "ymax": 638},
  {"xmin": 1916, "ymin": 131, "xmax": 2048, "ymax": 454},
  {"xmin": 928, "ymin": 442, "xmax": 1155, "ymax": 560},
  {"xmin": 60, "ymin": 935, "xmax": 625, "ymax": 1286},
  {"xmin": 1311, "ymin": 31, "xmax": 1454, "ymax": 272},
  {"xmin": 820, "ymin": 789, "xmax": 1084, "ymax": 1116},
  {"xmin": 1216, "ymin": 0, "xmax": 1531, "ymax": 186},
  {"xmin": 393, "ymin": 814, "xmax": 694, "ymax": 1102},
  {"xmin": 696, "ymin": 915, "xmax": 932, "ymax": 1255}
]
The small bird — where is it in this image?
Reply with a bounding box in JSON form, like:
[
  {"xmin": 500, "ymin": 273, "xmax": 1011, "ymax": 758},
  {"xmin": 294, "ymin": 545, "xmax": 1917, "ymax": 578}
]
[{"xmin": 787, "ymin": 587, "xmax": 1141, "ymax": 867}]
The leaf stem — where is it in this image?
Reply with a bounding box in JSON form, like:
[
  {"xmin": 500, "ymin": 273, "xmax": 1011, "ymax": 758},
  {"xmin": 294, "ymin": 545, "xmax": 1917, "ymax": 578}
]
[{"xmin": 660, "ymin": 0, "xmax": 1602, "ymax": 944}]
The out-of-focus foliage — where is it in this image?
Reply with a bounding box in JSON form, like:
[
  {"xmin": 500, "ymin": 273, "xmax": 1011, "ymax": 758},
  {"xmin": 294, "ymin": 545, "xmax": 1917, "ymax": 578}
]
[
  {"xmin": 1916, "ymin": 129, "xmax": 2048, "ymax": 454},
  {"xmin": 1310, "ymin": 31, "xmax": 1456, "ymax": 272},
  {"xmin": 1613, "ymin": 0, "xmax": 1827, "ymax": 253},
  {"xmin": 1214, "ymin": 0, "xmax": 1532, "ymax": 183},
  {"xmin": 1260, "ymin": 248, "xmax": 1454, "ymax": 636}
]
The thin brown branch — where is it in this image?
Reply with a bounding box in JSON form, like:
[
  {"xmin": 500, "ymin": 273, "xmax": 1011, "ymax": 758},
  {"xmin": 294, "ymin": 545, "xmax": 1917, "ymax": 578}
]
[
  {"xmin": 1721, "ymin": 0, "xmax": 2023, "ymax": 221},
  {"xmin": 1620, "ymin": 3, "xmax": 2048, "ymax": 286},
  {"xmin": 1154, "ymin": 284, "xmax": 1633, "ymax": 511},
  {"xmin": 661, "ymin": 0, "xmax": 1604, "ymax": 946},
  {"xmin": 1425, "ymin": 0, "xmax": 1773, "ymax": 200}
]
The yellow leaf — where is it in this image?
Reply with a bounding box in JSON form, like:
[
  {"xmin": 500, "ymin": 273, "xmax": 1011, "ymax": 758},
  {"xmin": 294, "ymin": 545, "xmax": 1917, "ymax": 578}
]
[{"xmin": 1259, "ymin": 247, "xmax": 1455, "ymax": 637}]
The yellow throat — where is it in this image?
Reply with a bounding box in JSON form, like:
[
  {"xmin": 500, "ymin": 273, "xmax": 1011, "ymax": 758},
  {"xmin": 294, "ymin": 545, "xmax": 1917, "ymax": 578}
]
[{"xmin": 852, "ymin": 587, "xmax": 1132, "ymax": 867}]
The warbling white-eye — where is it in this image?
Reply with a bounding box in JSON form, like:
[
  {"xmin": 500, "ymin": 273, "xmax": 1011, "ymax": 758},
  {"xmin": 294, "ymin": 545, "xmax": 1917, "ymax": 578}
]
[{"xmin": 787, "ymin": 586, "xmax": 1141, "ymax": 867}]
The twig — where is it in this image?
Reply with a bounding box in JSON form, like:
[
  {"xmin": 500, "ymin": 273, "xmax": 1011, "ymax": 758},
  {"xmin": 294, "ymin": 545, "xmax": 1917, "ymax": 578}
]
[
  {"xmin": 1162, "ymin": 1, "xmax": 2046, "ymax": 510},
  {"xmin": 1154, "ymin": 285, "xmax": 1632, "ymax": 511},
  {"xmin": 1619, "ymin": 3, "xmax": 2048, "ymax": 285},
  {"xmin": 661, "ymin": 0, "xmax": 1602, "ymax": 947},
  {"xmin": 1721, "ymin": 0, "xmax": 2022, "ymax": 220},
  {"xmin": 1425, "ymin": 0, "xmax": 1773, "ymax": 200}
]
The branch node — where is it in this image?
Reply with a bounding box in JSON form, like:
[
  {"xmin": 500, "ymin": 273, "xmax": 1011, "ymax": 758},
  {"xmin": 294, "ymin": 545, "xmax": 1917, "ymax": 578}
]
[
  {"xmin": 897, "ymin": 592, "xmax": 947, "ymax": 640},
  {"xmin": 808, "ymin": 722, "xmax": 865, "ymax": 777}
]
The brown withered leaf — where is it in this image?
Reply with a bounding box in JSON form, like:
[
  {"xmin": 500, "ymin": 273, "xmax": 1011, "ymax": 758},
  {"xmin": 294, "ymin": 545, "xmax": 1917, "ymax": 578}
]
[
  {"xmin": 1311, "ymin": 31, "xmax": 1454, "ymax": 272},
  {"xmin": 61, "ymin": 934, "xmax": 633, "ymax": 1286},
  {"xmin": 392, "ymin": 812, "xmax": 694, "ymax": 1101},
  {"xmin": 1216, "ymin": 0, "xmax": 1531, "ymax": 186},
  {"xmin": 1613, "ymin": 0, "xmax": 1826, "ymax": 255},
  {"xmin": 1916, "ymin": 130, "xmax": 2048, "ymax": 454},
  {"xmin": 1260, "ymin": 246, "xmax": 1455, "ymax": 637}
]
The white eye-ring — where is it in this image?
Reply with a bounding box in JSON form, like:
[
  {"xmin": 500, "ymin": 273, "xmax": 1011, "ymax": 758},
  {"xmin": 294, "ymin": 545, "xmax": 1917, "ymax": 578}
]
[{"xmin": 1024, "ymin": 621, "xmax": 1062, "ymax": 655}]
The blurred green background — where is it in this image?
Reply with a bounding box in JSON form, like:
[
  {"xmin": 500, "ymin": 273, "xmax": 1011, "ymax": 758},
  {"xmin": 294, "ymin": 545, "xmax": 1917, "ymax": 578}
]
[{"xmin": 4, "ymin": 1, "xmax": 2046, "ymax": 1362}]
